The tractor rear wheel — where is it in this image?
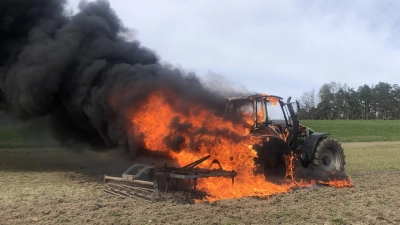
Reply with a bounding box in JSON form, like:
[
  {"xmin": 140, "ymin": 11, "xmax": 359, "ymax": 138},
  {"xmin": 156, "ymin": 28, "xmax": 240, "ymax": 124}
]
[
  {"xmin": 313, "ymin": 138, "xmax": 345, "ymax": 172},
  {"xmin": 256, "ymin": 137, "xmax": 289, "ymax": 179}
]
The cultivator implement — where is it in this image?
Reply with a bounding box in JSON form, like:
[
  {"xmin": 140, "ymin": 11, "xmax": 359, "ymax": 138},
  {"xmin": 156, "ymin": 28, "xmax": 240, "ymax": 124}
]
[{"xmin": 104, "ymin": 155, "xmax": 237, "ymax": 202}]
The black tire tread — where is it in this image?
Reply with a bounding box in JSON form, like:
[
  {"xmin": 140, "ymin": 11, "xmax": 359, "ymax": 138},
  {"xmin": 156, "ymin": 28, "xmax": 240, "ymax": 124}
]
[
  {"xmin": 257, "ymin": 137, "xmax": 288, "ymax": 178},
  {"xmin": 313, "ymin": 137, "xmax": 345, "ymax": 172}
]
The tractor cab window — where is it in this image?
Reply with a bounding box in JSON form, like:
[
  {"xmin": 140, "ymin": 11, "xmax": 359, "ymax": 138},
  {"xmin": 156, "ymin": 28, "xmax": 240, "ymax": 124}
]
[
  {"xmin": 225, "ymin": 101, "xmax": 258, "ymax": 123},
  {"xmin": 225, "ymin": 95, "xmax": 289, "ymax": 128},
  {"xmin": 268, "ymin": 103, "xmax": 286, "ymax": 124},
  {"xmin": 225, "ymin": 100, "xmax": 269, "ymax": 126}
]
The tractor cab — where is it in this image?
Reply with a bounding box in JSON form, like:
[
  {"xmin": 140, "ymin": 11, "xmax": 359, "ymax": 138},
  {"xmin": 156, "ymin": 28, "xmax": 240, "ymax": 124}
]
[
  {"xmin": 224, "ymin": 94, "xmax": 301, "ymax": 150},
  {"xmin": 224, "ymin": 93, "xmax": 345, "ymax": 175}
]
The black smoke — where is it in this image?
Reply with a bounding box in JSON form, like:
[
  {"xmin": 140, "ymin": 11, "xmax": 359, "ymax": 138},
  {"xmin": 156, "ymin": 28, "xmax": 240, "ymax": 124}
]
[
  {"xmin": 0, "ymin": 1, "xmax": 353, "ymax": 188},
  {"xmin": 0, "ymin": 0, "xmax": 238, "ymax": 156}
]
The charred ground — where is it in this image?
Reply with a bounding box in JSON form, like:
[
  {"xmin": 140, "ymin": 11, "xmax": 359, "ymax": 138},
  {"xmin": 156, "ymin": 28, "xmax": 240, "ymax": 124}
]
[{"xmin": 1, "ymin": 142, "xmax": 400, "ymax": 224}]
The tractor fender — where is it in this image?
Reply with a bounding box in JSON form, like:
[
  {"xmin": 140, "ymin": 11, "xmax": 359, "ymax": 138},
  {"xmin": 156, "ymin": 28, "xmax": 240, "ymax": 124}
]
[{"xmin": 301, "ymin": 132, "xmax": 330, "ymax": 162}]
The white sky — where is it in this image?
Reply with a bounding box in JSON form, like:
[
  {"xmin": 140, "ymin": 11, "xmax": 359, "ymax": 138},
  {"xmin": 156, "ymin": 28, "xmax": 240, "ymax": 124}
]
[{"xmin": 67, "ymin": 0, "xmax": 400, "ymax": 100}]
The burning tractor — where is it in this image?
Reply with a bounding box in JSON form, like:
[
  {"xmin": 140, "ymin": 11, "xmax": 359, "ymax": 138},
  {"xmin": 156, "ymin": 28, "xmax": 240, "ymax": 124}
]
[
  {"xmin": 225, "ymin": 94, "xmax": 345, "ymax": 178},
  {"xmin": 104, "ymin": 94, "xmax": 346, "ymax": 201}
]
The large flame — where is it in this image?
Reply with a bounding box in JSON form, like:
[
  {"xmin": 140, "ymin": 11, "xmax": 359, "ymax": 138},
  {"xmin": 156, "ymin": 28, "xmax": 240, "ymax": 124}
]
[{"xmin": 128, "ymin": 91, "xmax": 347, "ymax": 201}]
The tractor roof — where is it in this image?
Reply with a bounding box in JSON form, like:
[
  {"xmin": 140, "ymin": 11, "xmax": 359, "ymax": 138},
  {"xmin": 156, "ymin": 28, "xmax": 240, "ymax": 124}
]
[{"xmin": 226, "ymin": 94, "xmax": 283, "ymax": 102}]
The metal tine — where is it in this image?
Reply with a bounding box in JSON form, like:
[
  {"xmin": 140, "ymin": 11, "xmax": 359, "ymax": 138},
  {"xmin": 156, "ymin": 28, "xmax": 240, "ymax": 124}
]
[
  {"xmin": 107, "ymin": 182, "xmax": 152, "ymax": 192},
  {"xmin": 112, "ymin": 183, "xmax": 155, "ymax": 192},
  {"xmin": 104, "ymin": 155, "xmax": 238, "ymax": 201},
  {"xmin": 133, "ymin": 165, "xmax": 153, "ymax": 178},
  {"xmin": 181, "ymin": 155, "xmax": 211, "ymax": 169},
  {"xmin": 208, "ymin": 159, "xmax": 223, "ymax": 170},
  {"xmin": 104, "ymin": 189, "xmax": 128, "ymax": 198},
  {"xmin": 105, "ymin": 184, "xmax": 154, "ymax": 202},
  {"xmin": 109, "ymin": 183, "xmax": 155, "ymax": 195}
]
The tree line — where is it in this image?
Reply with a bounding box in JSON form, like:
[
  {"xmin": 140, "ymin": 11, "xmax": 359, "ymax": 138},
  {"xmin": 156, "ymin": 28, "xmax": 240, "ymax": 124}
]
[{"xmin": 297, "ymin": 81, "xmax": 400, "ymax": 120}]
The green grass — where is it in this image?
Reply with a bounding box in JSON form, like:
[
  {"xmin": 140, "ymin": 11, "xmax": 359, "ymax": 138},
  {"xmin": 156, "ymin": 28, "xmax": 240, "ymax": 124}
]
[
  {"xmin": 1, "ymin": 118, "xmax": 400, "ymax": 175},
  {"xmin": 300, "ymin": 120, "xmax": 400, "ymax": 174},
  {"xmin": 0, "ymin": 119, "xmax": 58, "ymax": 148},
  {"xmin": 301, "ymin": 120, "xmax": 400, "ymax": 142},
  {"xmin": 343, "ymin": 142, "xmax": 400, "ymax": 174}
]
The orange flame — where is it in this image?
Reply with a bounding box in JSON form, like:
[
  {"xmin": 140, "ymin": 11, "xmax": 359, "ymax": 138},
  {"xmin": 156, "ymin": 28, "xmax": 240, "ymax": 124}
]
[
  {"xmin": 319, "ymin": 177, "xmax": 354, "ymax": 188},
  {"xmin": 284, "ymin": 152, "xmax": 295, "ymax": 180},
  {"xmin": 127, "ymin": 91, "xmax": 351, "ymax": 201}
]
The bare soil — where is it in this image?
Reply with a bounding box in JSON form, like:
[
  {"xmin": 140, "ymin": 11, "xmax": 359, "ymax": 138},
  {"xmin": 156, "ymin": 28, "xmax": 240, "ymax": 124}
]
[{"xmin": 1, "ymin": 145, "xmax": 400, "ymax": 225}]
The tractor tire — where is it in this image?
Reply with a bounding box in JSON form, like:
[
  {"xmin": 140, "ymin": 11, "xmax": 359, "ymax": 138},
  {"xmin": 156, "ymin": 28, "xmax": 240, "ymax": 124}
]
[{"xmin": 313, "ymin": 138, "xmax": 345, "ymax": 172}]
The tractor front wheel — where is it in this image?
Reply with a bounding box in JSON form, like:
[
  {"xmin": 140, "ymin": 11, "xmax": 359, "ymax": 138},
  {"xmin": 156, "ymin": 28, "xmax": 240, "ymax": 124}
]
[{"xmin": 313, "ymin": 138, "xmax": 345, "ymax": 172}]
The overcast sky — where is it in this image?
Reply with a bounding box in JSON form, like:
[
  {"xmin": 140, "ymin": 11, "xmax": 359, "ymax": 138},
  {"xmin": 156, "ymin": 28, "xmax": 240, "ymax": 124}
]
[{"xmin": 67, "ymin": 0, "xmax": 400, "ymax": 99}]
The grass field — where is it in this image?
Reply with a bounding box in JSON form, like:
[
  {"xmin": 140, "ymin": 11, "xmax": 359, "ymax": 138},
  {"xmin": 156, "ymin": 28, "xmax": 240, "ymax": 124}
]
[
  {"xmin": 1, "ymin": 146, "xmax": 399, "ymax": 224},
  {"xmin": 301, "ymin": 119, "xmax": 400, "ymax": 142},
  {"xmin": 301, "ymin": 119, "xmax": 400, "ymax": 173},
  {"xmin": 1, "ymin": 118, "xmax": 400, "ymax": 174},
  {"xmin": 2, "ymin": 118, "xmax": 399, "ymax": 145},
  {"xmin": 343, "ymin": 141, "xmax": 400, "ymax": 174},
  {"xmin": 0, "ymin": 118, "xmax": 58, "ymax": 148},
  {"xmin": 1, "ymin": 118, "xmax": 400, "ymax": 224}
]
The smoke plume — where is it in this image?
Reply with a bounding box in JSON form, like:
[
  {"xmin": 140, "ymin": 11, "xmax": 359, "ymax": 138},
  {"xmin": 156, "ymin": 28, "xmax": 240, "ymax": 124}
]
[
  {"xmin": 0, "ymin": 0, "xmax": 237, "ymax": 156},
  {"xmin": 0, "ymin": 1, "xmax": 354, "ymax": 191}
]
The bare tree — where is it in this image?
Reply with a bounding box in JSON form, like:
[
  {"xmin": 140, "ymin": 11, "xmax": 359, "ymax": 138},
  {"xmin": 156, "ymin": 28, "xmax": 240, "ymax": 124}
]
[{"xmin": 299, "ymin": 89, "xmax": 317, "ymax": 119}]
